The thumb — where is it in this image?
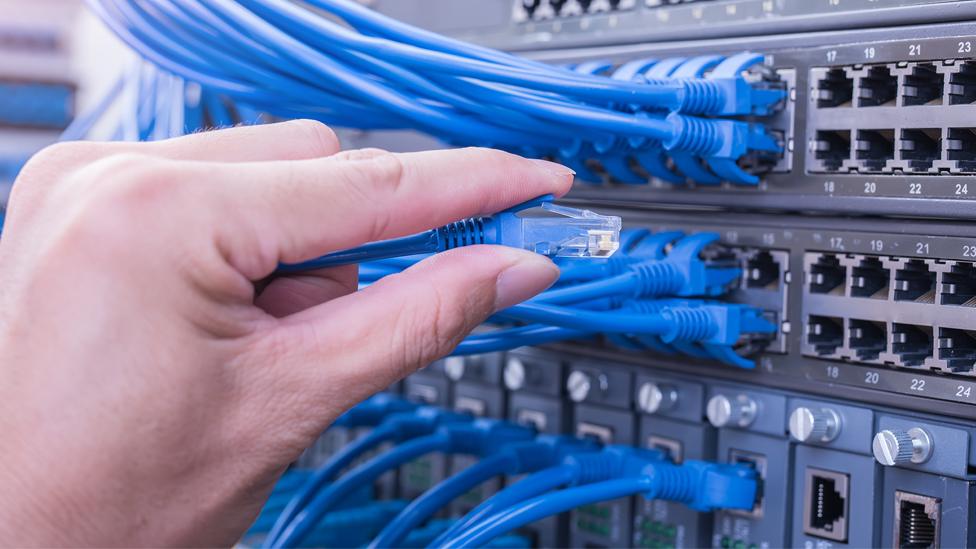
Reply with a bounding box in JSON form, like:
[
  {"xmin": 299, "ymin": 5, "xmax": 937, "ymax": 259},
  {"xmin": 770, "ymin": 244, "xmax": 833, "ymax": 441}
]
[{"xmin": 248, "ymin": 246, "xmax": 558, "ymax": 415}]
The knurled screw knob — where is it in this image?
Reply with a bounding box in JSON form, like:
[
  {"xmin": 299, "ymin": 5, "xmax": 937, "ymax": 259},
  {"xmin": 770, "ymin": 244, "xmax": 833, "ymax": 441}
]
[
  {"xmin": 444, "ymin": 356, "xmax": 466, "ymax": 381},
  {"xmin": 789, "ymin": 407, "xmax": 841, "ymax": 443},
  {"xmin": 503, "ymin": 357, "xmax": 528, "ymax": 391},
  {"xmin": 706, "ymin": 394, "xmax": 758, "ymax": 428},
  {"xmin": 566, "ymin": 370, "xmax": 607, "ymax": 403},
  {"xmin": 637, "ymin": 382, "xmax": 678, "ymax": 414},
  {"xmin": 872, "ymin": 427, "xmax": 933, "ymax": 466}
]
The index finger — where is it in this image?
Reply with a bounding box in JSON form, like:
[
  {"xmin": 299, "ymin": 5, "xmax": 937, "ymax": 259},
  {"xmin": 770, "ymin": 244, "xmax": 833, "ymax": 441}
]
[{"xmin": 206, "ymin": 147, "xmax": 575, "ymax": 279}]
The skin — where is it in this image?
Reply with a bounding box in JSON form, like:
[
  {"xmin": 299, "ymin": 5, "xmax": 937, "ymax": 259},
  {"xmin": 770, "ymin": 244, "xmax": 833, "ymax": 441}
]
[{"xmin": 0, "ymin": 120, "xmax": 572, "ymax": 547}]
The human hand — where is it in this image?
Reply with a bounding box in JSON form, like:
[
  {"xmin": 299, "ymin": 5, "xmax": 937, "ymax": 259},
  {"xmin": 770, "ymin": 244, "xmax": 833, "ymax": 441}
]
[{"xmin": 0, "ymin": 121, "xmax": 571, "ymax": 546}]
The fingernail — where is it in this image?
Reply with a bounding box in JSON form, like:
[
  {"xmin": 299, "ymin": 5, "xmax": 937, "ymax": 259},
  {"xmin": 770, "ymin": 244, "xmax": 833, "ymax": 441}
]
[
  {"xmin": 495, "ymin": 253, "xmax": 560, "ymax": 311},
  {"xmin": 529, "ymin": 158, "xmax": 576, "ymax": 180}
]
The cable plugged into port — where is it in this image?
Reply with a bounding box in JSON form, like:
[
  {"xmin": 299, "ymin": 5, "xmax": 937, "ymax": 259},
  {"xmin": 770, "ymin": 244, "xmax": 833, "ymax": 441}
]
[
  {"xmin": 894, "ymin": 491, "xmax": 940, "ymax": 549},
  {"xmin": 803, "ymin": 468, "xmax": 849, "ymax": 543},
  {"xmin": 727, "ymin": 449, "xmax": 766, "ymax": 519}
]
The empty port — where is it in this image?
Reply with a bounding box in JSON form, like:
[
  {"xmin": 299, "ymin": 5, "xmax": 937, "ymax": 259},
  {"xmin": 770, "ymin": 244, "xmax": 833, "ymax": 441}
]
[
  {"xmin": 855, "ymin": 130, "xmax": 895, "ymax": 171},
  {"xmin": 816, "ymin": 68, "xmax": 853, "ymax": 108},
  {"xmin": 894, "ymin": 491, "xmax": 940, "ymax": 549},
  {"xmin": 848, "ymin": 319, "xmax": 887, "ymax": 361},
  {"xmin": 899, "ymin": 129, "xmax": 941, "ymax": 172},
  {"xmin": 803, "ymin": 468, "xmax": 849, "ymax": 543},
  {"xmin": 814, "ymin": 130, "xmax": 851, "ymax": 171},
  {"xmin": 948, "ymin": 61, "xmax": 976, "ymax": 105},
  {"xmin": 744, "ymin": 250, "xmax": 781, "ymax": 290},
  {"xmin": 729, "ymin": 449, "xmax": 766, "ymax": 518},
  {"xmin": 858, "ymin": 65, "xmax": 897, "ymax": 107},
  {"xmin": 850, "ymin": 256, "xmax": 890, "ymax": 299},
  {"xmin": 807, "ymin": 316, "xmax": 844, "ymax": 356},
  {"xmin": 946, "ymin": 128, "xmax": 976, "ymax": 172},
  {"xmin": 902, "ymin": 64, "xmax": 944, "ymax": 106},
  {"xmin": 937, "ymin": 328, "xmax": 976, "ymax": 374},
  {"xmin": 894, "ymin": 260, "xmax": 936, "ymax": 302},
  {"xmin": 809, "ymin": 254, "xmax": 846, "ymax": 295},
  {"xmin": 940, "ymin": 262, "xmax": 976, "ymax": 306},
  {"xmin": 892, "ymin": 324, "xmax": 933, "ymax": 367}
]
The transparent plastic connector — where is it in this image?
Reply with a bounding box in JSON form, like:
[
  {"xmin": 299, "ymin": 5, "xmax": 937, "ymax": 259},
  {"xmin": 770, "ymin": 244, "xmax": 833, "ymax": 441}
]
[{"xmin": 517, "ymin": 203, "xmax": 622, "ymax": 258}]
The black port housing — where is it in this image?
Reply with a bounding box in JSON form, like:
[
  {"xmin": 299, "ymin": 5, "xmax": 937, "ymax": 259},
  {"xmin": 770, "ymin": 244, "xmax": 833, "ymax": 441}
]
[
  {"xmin": 894, "ymin": 491, "xmax": 940, "ymax": 549},
  {"xmin": 940, "ymin": 262, "xmax": 976, "ymax": 306},
  {"xmin": 892, "ymin": 323, "xmax": 933, "ymax": 367},
  {"xmin": 848, "ymin": 319, "xmax": 886, "ymax": 361},
  {"xmin": 858, "ymin": 65, "xmax": 897, "ymax": 106},
  {"xmin": 850, "ymin": 256, "xmax": 890, "ymax": 299},
  {"xmin": 902, "ymin": 64, "xmax": 944, "ymax": 105},
  {"xmin": 803, "ymin": 468, "xmax": 849, "ymax": 543},
  {"xmin": 899, "ymin": 129, "xmax": 941, "ymax": 172},
  {"xmin": 729, "ymin": 449, "xmax": 766, "ymax": 518},
  {"xmin": 894, "ymin": 260, "xmax": 936, "ymax": 302},
  {"xmin": 814, "ymin": 130, "xmax": 851, "ymax": 171},
  {"xmin": 521, "ymin": 0, "xmax": 542, "ymax": 16},
  {"xmin": 855, "ymin": 130, "xmax": 895, "ymax": 171},
  {"xmin": 816, "ymin": 68, "xmax": 854, "ymax": 108},
  {"xmin": 745, "ymin": 250, "xmax": 781, "ymax": 289},
  {"xmin": 809, "ymin": 254, "xmax": 846, "ymax": 294},
  {"xmin": 938, "ymin": 328, "xmax": 976, "ymax": 373},
  {"xmin": 807, "ymin": 315, "xmax": 844, "ymax": 356},
  {"xmin": 948, "ymin": 60, "xmax": 976, "ymax": 105},
  {"xmin": 946, "ymin": 128, "xmax": 976, "ymax": 172}
]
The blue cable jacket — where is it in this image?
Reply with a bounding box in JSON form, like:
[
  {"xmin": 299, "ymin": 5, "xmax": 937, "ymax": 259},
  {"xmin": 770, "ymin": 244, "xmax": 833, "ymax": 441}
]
[
  {"xmin": 442, "ymin": 478, "xmax": 651, "ymax": 547},
  {"xmin": 265, "ymin": 425, "xmax": 397, "ymax": 545},
  {"xmin": 368, "ymin": 452, "xmax": 516, "ymax": 548},
  {"xmin": 429, "ymin": 465, "xmax": 574, "ymax": 547},
  {"xmin": 268, "ymin": 433, "xmax": 449, "ymax": 549},
  {"xmin": 452, "ymin": 325, "xmax": 588, "ymax": 356},
  {"xmin": 498, "ymin": 303, "xmax": 671, "ymax": 334}
]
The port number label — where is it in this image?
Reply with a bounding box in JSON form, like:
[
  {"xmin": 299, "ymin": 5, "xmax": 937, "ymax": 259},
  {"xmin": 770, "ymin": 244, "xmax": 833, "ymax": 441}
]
[
  {"xmin": 963, "ymin": 245, "xmax": 976, "ymax": 258},
  {"xmin": 864, "ymin": 181, "xmax": 877, "ymax": 194},
  {"xmin": 908, "ymin": 44, "xmax": 922, "ymax": 57},
  {"xmin": 826, "ymin": 50, "xmax": 838, "ymax": 63},
  {"xmin": 829, "ymin": 237, "xmax": 844, "ymax": 250},
  {"xmin": 870, "ymin": 239, "xmax": 884, "ymax": 252},
  {"xmin": 957, "ymin": 385, "xmax": 973, "ymax": 399},
  {"xmin": 824, "ymin": 180, "xmax": 835, "ymax": 193},
  {"xmin": 959, "ymin": 41, "xmax": 973, "ymax": 54},
  {"xmin": 910, "ymin": 378, "xmax": 926, "ymax": 392},
  {"xmin": 956, "ymin": 183, "xmax": 969, "ymax": 195},
  {"xmin": 864, "ymin": 46, "xmax": 876, "ymax": 60},
  {"xmin": 909, "ymin": 183, "xmax": 922, "ymax": 195},
  {"xmin": 826, "ymin": 365, "xmax": 840, "ymax": 379},
  {"xmin": 916, "ymin": 242, "xmax": 930, "ymax": 255},
  {"xmin": 864, "ymin": 371, "xmax": 880, "ymax": 385}
]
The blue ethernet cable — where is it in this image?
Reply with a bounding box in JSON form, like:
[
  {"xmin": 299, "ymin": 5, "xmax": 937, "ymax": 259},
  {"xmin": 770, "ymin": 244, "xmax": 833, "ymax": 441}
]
[
  {"xmin": 275, "ymin": 196, "xmax": 621, "ymax": 273},
  {"xmin": 452, "ymin": 325, "xmax": 588, "ymax": 356},
  {"xmin": 368, "ymin": 435, "xmax": 599, "ymax": 548},
  {"xmin": 269, "ymin": 419, "xmax": 536, "ymax": 549},
  {"xmin": 531, "ymin": 233, "xmax": 741, "ymax": 304},
  {"xmin": 266, "ymin": 405, "xmax": 469, "ymax": 544},
  {"xmin": 430, "ymin": 445, "xmax": 666, "ymax": 547},
  {"xmin": 442, "ymin": 460, "xmax": 758, "ymax": 547}
]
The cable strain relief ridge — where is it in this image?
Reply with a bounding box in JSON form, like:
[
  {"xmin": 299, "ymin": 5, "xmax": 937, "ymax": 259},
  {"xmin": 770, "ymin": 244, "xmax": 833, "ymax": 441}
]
[
  {"xmin": 632, "ymin": 262, "xmax": 683, "ymax": 297},
  {"xmin": 646, "ymin": 464, "xmax": 696, "ymax": 503},
  {"xmin": 570, "ymin": 453, "xmax": 618, "ymax": 485},
  {"xmin": 664, "ymin": 114, "xmax": 723, "ymax": 156},
  {"xmin": 677, "ymin": 79, "xmax": 724, "ymax": 115},
  {"xmin": 661, "ymin": 308, "xmax": 714, "ymax": 342},
  {"xmin": 438, "ymin": 217, "xmax": 487, "ymax": 250}
]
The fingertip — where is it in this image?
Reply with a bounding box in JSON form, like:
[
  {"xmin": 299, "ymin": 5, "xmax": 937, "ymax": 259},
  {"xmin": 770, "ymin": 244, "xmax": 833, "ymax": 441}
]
[
  {"xmin": 527, "ymin": 158, "xmax": 576, "ymax": 197},
  {"xmin": 492, "ymin": 248, "xmax": 560, "ymax": 311}
]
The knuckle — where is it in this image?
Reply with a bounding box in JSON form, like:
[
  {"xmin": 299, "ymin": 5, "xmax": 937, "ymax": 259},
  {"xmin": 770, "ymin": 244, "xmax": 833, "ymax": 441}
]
[
  {"xmin": 290, "ymin": 119, "xmax": 340, "ymax": 157},
  {"xmin": 82, "ymin": 153, "xmax": 183, "ymax": 207}
]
